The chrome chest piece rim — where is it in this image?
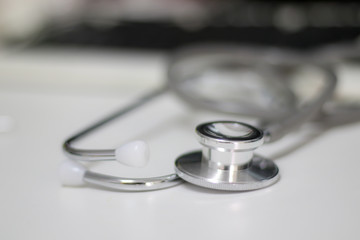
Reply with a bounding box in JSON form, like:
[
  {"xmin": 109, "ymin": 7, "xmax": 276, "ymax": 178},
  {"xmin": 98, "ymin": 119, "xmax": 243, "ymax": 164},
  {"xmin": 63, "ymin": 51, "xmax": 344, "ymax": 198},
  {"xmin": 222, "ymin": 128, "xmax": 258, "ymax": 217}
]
[{"xmin": 175, "ymin": 121, "xmax": 280, "ymax": 191}]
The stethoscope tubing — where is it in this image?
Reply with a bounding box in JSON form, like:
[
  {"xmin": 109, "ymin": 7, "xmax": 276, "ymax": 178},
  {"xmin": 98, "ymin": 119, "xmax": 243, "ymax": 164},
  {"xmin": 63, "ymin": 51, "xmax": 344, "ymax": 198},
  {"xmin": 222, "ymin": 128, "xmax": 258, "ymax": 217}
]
[
  {"xmin": 62, "ymin": 86, "xmax": 185, "ymax": 191},
  {"xmin": 262, "ymin": 66, "xmax": 338, "ymax": 143},
  {"xmin": 63, "ymin": 87, "xmax": 167, "ymax": 161}
]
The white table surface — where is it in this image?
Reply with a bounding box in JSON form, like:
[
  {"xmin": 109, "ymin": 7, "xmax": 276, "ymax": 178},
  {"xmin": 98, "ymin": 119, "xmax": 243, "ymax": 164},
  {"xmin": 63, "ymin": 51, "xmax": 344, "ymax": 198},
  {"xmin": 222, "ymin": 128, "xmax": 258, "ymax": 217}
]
[{"xmin": 1, "ymin": 48, "xmax": 360, "ymax": 240}]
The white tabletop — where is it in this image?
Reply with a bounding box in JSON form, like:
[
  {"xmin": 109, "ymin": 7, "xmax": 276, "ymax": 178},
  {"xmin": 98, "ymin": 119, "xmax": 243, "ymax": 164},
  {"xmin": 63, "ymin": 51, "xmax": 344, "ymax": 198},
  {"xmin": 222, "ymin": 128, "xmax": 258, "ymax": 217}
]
[{"xmin": 1, "ymin": 48, "xmax": 360, "ymax": 240}]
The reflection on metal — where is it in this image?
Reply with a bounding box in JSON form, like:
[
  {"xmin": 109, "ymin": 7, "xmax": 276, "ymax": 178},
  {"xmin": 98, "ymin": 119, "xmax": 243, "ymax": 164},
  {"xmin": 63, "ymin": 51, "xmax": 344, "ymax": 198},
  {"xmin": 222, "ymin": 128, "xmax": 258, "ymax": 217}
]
[{"xmin": 175, "ymin": 121, "xmax": 279, "ymax": 191}]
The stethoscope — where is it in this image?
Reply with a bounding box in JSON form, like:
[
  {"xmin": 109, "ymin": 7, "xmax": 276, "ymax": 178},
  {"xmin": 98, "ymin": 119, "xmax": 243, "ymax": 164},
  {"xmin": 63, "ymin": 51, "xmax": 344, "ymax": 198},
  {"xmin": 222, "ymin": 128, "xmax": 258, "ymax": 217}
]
[{"xmin": 59, "ymin": 45, "xmax": 360, "ymax": 192}]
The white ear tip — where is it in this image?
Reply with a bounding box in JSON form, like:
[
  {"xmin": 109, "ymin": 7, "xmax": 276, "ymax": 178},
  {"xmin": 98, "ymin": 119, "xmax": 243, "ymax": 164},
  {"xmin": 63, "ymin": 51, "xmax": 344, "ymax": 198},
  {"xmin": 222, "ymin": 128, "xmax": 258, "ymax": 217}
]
[
  {"xmin": 59, "ymin": 160, "xmax": 86, "ymax": 186},
  {"xmin": 115, "ymin": 140, "xmax": 149, "ymax": 167}
]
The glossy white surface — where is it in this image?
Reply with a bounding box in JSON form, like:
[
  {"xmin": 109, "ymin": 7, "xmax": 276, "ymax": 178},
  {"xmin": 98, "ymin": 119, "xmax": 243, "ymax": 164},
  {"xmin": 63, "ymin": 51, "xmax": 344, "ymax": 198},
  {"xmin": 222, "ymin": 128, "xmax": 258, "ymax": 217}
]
[{"xmin": 0, "ymin": 48, "xmax": 360, "ymax": 240}]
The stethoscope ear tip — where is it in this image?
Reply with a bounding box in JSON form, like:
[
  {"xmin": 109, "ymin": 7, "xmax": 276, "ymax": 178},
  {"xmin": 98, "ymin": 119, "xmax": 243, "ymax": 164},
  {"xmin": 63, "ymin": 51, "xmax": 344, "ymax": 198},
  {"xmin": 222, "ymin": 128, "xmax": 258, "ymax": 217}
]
[
  {"xmin": 115, "ymin": 140, "xmax": 150, "ymax": 168},
  {"xmin": 59, "ymin": 159, "xmax": 86, "ymax": 187}
]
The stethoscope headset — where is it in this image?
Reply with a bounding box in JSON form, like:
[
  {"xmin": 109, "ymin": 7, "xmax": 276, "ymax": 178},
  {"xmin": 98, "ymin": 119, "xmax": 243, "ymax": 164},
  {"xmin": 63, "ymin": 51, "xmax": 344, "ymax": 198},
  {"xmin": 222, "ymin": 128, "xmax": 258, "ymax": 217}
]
[{"xmin": 59, "ymin": 44, "xmax": 360, "ymax": 192}]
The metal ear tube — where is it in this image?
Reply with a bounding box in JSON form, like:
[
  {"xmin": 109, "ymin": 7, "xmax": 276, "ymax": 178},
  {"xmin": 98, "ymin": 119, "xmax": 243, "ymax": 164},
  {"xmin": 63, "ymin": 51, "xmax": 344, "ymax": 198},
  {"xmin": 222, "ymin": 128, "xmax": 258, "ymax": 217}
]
[{"xmin": 175, "ymin": 121, "xmax": 280, "ymax": 191}]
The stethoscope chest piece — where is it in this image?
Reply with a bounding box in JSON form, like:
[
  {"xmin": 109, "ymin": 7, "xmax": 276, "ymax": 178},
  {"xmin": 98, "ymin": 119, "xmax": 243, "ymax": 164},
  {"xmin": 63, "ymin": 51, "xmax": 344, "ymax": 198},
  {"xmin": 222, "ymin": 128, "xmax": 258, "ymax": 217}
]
[{"xmin": 175, "ymin": 121, "xmax": 280, "ymax": 191}]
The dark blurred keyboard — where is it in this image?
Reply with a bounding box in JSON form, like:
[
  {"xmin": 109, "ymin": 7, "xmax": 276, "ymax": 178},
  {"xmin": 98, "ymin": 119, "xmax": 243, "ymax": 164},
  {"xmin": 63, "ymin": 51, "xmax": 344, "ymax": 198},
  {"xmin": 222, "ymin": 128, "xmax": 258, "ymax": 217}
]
[{"xmin": 39, "ymin": 1, "xmax": 360, "ymax": 50}]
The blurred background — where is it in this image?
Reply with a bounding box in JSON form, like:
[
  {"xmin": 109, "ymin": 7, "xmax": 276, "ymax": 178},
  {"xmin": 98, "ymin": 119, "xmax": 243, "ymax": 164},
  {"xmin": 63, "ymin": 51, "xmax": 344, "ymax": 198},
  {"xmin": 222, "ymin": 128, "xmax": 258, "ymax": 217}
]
[
  {"xmin": 1, "ymin": 0, "xmax": 360, "ymax": 49},
  {"xmin": 1, "ymin": 3, "xmax": 360, "ymax": 240}
]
